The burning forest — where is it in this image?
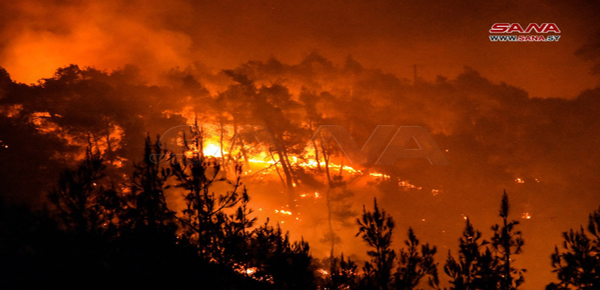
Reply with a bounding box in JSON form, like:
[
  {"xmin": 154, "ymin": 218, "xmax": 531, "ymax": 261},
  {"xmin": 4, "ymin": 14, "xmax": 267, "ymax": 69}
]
[{"xmin": 2, "ymin": 0, "xmax": 600, "ymax": 289}]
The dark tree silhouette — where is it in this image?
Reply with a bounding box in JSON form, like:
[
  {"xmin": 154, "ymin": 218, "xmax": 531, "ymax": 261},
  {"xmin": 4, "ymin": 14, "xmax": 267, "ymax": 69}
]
[
  {"xmin": 325, "ymin": 253, "xmax": 360, "ymax": 290},
  {"xmin": 218, "ymin": 70, "xmax": 309, "ymax": 207},
  {"xmin": 548, "ymin": 206, "xmax": 600, "ymax": 289},
  {"xmin": 490, "ymin": 190, "xmax": 525, "ymax": 289},
  {"xmin": 444, "ymin": 218, "xmax": 499, "ymax": 289},
  {"xmin": 39, "ymin": 130, "xmax": 316, "ymax": 289},
  {"xmin": 166, "ymin": 124, "xmax": 315, "ymax": 288},
  {"xmin": 394, "ymin": 227, "xmax": 439, "ymax": 289},
  {"xmin": 0, "ymin": 110, "xmax": 71, "ymax": 206},
  {"xmin": 169, "ymin": 124, "xmax": 246, "ymax": 261},
  {"xmin": 327, "ymin": 253, "xmax": 359, "ymax": 289},
  {"xmin": 247, "ymin": 220, "xmax": 314, "ymax": 289},
  {"xmin": 357, "ymin": 198, "xmax": 396, "ymax": 290},
  {"xmin": 125, "ymin": 135, "xmax": 176, "ymax": 232},
  {"xmin": 445, "ymin": 191, "xmax": 526, "ymax": 290},
  {"xmin": 47, "ymin": 147, "xmax": 117, "ymax": 235}
]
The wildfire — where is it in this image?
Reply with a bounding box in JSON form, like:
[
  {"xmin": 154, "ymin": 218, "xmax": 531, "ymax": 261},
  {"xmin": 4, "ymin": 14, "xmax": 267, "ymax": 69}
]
[
  {"xmin": 274, "ymin": 209, "xmax": 292, "ymax": 215},
  {"xmin": 246, "ymin": 267, "xmax": 257, "ymax": 275},
  {"xmin": 317, "ymin": 269, "xmax": 330, "ymax": 276},
  {"xmin": 203, "ymin": 143, "xmax": 224, "ymax": 157},
  {"xmin": 300, "ymin": 191, "xmax": 321, "ymax": 199},
  {"xmin": 399, "ymin": 180, "xmax": 422, "ymax": 190},
  {"xmin": 161, "ymin": 126, "xmax": 427, "ymax": 231},
  {"xmin": 370, "ymin": 172, "xmax": 390, "ymax": 178},
  {"xmin": 111, "ymin": 156, "xmax": 128, "ymax": 168},
  {"xmin": 188, "ymin": 134, "xmax": 411, "ymax": 191},
  {"xmin": 232, "ymin": 263, "xmax": 273, "ymax": 283}
]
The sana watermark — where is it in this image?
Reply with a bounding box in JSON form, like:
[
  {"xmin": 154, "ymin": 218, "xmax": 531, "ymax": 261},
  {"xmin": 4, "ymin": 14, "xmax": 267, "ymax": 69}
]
[
  {"xmin": 489, "ymin": 23, "xmax": 561, "ymax": 42},
  {"xmin": 154, "ymin": 125, "xmax": 449, "ymax": 166}
]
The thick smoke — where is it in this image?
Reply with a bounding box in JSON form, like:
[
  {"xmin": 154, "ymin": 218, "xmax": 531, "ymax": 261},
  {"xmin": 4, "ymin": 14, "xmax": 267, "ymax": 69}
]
[
  {"xmin": 1, "ymin": 1, "xmax": 600, "ymax": 288},
  {"xmin": 0, "ymin": 0, "xmax": 599, "ymax": 97}
]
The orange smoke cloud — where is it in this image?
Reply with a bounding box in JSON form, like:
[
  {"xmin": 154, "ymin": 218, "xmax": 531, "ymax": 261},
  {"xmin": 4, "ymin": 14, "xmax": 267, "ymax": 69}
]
[
  {"xmin": 1, "ymin": 0, "xmax": 193, "ymax": 83},
  {"xmin": 1, "ymin": 0, "xmax": 599, "ymax": 97}
]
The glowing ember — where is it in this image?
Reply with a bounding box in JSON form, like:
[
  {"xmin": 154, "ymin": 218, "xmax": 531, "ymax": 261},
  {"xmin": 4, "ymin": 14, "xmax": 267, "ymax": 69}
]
[
  {"xmin": 370, "ymin": 172, "xmax": 390, "ymax": 178},
  {"xmin": 246, "ymin": 267, "xmax": 257, "ymax": 275},
  {"xmin": 111, "ymin": 156, "xmax": 128, "ymax": 168},
  {"xmin": 274, "ymin": 209, "xmax": 292, "ymax": 215},
  {"xmin": 522, "ymin": 212, "xmax": 532, "ymax": 219},
  {"xmin": 399, "ymin": 180, "xmax": 422, "ymax": 190},
  {"xmin": 317, "ymin": 269, "xmax": 329, "ymax": 276}
]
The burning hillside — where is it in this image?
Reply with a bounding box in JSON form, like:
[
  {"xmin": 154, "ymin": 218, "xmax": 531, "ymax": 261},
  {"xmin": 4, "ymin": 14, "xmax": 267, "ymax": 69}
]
[{"xmin": 1, "ymin": 1, "xmax": 600, "ymax": 288}]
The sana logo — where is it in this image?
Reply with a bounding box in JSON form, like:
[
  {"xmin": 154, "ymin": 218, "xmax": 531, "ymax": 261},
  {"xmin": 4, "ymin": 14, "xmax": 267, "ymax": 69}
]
[{"xmin": 489, "ymin": 23, "xmax": 561, "ymax": 34}]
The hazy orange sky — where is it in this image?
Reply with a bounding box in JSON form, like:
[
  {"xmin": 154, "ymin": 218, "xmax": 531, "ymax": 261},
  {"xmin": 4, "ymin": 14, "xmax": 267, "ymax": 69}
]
[{"xmin": 0, "ymin": 0, "xmax": 598, "ymax": 98}]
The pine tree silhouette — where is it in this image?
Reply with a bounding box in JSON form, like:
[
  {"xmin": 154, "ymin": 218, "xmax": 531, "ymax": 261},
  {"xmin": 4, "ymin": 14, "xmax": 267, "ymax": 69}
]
[
  {"xmin": 444, "ymin": 218, "xmax": 498, "ymax": 289},
  {"xmin": 490, "ymin": 190, "xmax": 525, "ymax": 289},
  {"xmin": 169, "ymin": 124, "xmax": 246, "ymax": 261},
  {"xmin": 126, "ymin": 135, "xmax": 176, "ymax": 232},
  {"xmin": 327, "ymin": 253, "xmax": 359, "ymax": 289},
  {"xmin": 47, "ymin": 147, "xmax": 113, "ymax": 235},
  {"xmin": 548, "ymin": 206, "xmax": 600, "ymax": 289},
  {"xmin": 357, "ymin": 198, "xmax": 396, "ymax": 290},
  {"xmin": 394, "ymin": 227, "xmax": 439, "ymax": 289},
  {"xmin": 247, "ymin": 219, "xmax": 314, "ymax": 289},
  {"xmin": 167, "ymin": 124, "xmax": 314, "ymax": 288},
  {"xmin": 41, "ymin": 131, "xmax": 315, "ymax": 289},
  {"xmin": 445, "ymin": 190, "xmax": 526, "ymax": 290}
]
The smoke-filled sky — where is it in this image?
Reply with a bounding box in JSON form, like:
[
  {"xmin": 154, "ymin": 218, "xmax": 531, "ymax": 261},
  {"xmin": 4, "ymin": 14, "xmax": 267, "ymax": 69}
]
[
  {"xmin": 2, "ymin": 0, "xmax": 600, "ymax": 289},
  {"xmin": 0, "ymin": 0, "xmax": 599, "ymax": 98}
]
